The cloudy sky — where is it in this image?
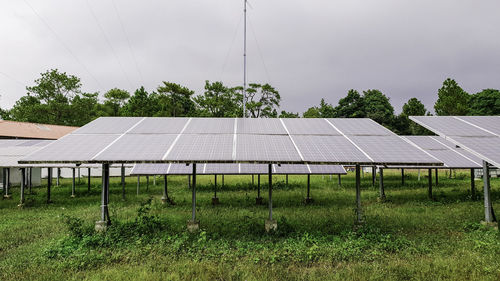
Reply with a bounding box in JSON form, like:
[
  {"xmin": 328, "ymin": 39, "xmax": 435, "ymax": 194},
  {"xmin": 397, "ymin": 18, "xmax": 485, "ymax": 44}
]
[{"xmin": 1, "ymin": 0, "xmax": 499, "ymax": 114}]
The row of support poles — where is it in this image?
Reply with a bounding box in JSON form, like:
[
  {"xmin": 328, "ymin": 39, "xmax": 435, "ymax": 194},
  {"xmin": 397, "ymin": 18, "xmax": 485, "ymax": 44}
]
[
  {"xmin": 18, "ymin": 168, "xmax": 25, "ymax": 207},
  {"xmin": 187, "ymin": 164, "xmax": 199, "ymax": 232},
  {"xmin": 265, "ymin": 164, "xmax": 277, "ymax": 232},
  {"xmin": 95, "ymin": 163, "xmax": 110, "ymax": 231},
  {"xmin": 121, "ymin": 164, "xmax": 125, "ymax": 200},
  {"xmin": 212, "ymin": 174, "xmax": 219, "ymax": 205},
  {"xmin": 482, "ymin": 161, "xmax": 496, "ymax": 224},
  {"xmin": 256, "ymin": 174, "xmax": 263, "ymax": 204},
  {"xmin": 71, "ymin": 168, "xmax": 76, "ymax": 198}
]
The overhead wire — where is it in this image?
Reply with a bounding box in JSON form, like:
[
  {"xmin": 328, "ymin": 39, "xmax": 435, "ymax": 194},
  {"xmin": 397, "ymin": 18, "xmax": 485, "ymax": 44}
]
[
  {"xmin": 247, "ymin": 14, "xmax": 272, "ymax": 85},
  {"xmin": 85, "ymin": 0, "xmax": 133, "ymax": 88},
  {"xmin": 219, "ymin": 13, "xmax": 244, "ymax": 81},
  {"xmin": 111, "ymin": 0, "xmax": 144, "ymax": 84},
  {"xmin": 0, "ymin": 71, "xmax": 24, "ymax": 86},
  {"xmin": 22, "ymin": 0, "xmax": 103, "ymax": 88}
]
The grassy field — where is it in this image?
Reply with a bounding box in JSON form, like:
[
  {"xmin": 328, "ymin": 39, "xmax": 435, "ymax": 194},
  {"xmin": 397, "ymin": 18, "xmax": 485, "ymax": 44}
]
[{"xmin": 0, "ymin": 169, "xmax": 499, "ymax": 280}]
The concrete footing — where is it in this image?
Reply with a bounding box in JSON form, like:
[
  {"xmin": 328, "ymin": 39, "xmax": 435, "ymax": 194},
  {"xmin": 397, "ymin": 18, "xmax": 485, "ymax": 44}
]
[
  {"xmin": 304, "ymin": 197, "xmax": 314, "ymax": 204},
  {"xmin": 70, "ymin": 195, "xmax": 76, "ymax": 198},
  {"xmin": 255, "ymin": 197, "xmax": 263, "ymax": 205},
  {"xmin": 481, "ymin": 221, "xmax": 498, "ymax": 230},
  {"xmin": 211, "ymin": 197, "xmax": 219, "ymax": 205},
  {"xmin": 187, "ymin": 220, "xmax": 200, "ymax": 233},
  {"xmin": 3, "ymin": 195, "xmax": 11, "ymax": 199},
  {"xmin": 95, "ymin": 221, "xmax": 108, "ymax": 232},
  {"xmin": 17, "ymin": 203, "xmax": 24, "ymax": 208},
  {"xmin": 265, "ymin": 219, "xmax": 277, "ymax": 232},
  {"xmin": 377, "ymin": 196, "xmax": 386, "ymax": 202}
]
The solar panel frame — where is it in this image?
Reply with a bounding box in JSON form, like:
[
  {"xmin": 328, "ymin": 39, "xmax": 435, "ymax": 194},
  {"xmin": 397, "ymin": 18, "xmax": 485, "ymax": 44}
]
[
  {"xmin": 281, "ymin": 118, "xmax": 340, "ymax": 135},
  {"xmin": 72, "ymin": 117, "xmax": 143, "ymax": 134},
  {"xmin": 236, "ymin": 118, "xmax": 287, "ymax": 135}
]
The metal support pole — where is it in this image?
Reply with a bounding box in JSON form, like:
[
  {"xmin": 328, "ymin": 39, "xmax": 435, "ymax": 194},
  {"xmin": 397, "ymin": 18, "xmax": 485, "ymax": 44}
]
[
  {"xmin": 146, "ymin": 175, "xmax": 149, "ymax": 191},
  {"xmin": 355, "ymin": 164, "xmax": 363, "ymax": 224},
  {"xmin": 401, "ymin": 168, "xmax": 405, "ymax": 186},
  {"xmin": 191, "ymin": 164, "xmax": 197, "ymax": 221},
  {"xmin": 188, "ymin": 175, "xmax": 191, "ymax": 189},
  {"xmin": 56, "ymin": 168, "xmax": 60, "ymax": 186},
  {"xmin": 252, "ymin": 174, "xmax": 254, "ymax": 185},
  {"xmin": 87, "ymin": 168, "xmax": 91, "ymax": 192},
  {"xmin": 137, "ymin": 176, "xmax": 140, "ymax": 195},
  {"xmin": 470, "ymin": 168, "xmax": 476, "ymax": 200},
  {"xmin": 305, "ymin": 174, "xmax": 312, "ymax": 203},
  {"xmin": 379, "ymin": 168, "xmax": 385, "ymax": 200},
  {"xmin": 222, "ymin": 175, "xmax": 225, "ymax": 187},
  {"xmin": 47, "ymin": 168, "xmax": 52, "ymax": 203},
  {"xmin": 258, "ymin": 174, "xmax": 261, "ymax": 197},
  {"xmin": 449, "ymin": 168, "xmax": 452, "ymax": 179},
  {"xmin": 29, "ymin": 168, "xmax": 32, "ymax": 194},
  {"xmin": 372, "ymin": 166, "xmax": 376, "ymax": 186},
  {"xmin": 161, "ymin": 175, "xmax": 169, "ymax": 203},
  {"xmin": 482, "ymin": 161, "xmax": 495, "ymax": 223},
  {"xmin": 100, "ymin": 163, "xmax": 111, "ymax": 226},
  {"xmin": 78, "ymin": 167, "xmax": 81, "ymax": 184},
  {"xmin": 19, "ymin": 168, "xmax": 25, "ymax": 207},
  {"xmin": 4, "ymin": 168, "xmax": 10, "ymax": 198},
  {"xmin": 121, "ymin": 164, "xmax": 125, "ymax": 200},
  {"xmin": 435, "ymin": 169, "xmax": 438, "ymax": 186},
  {"xmin": 2, "ymin": 168, "xmax": 8, "ymax": 198},
  {"xmin": 153, "ymin": 176, "xmax": 156, "ymax": 186},
  {"xmin": 428, "ymin": 168, "xmax": 432, "ymax": 199},
  {"xmin": 338, "ymin": 174, "xmax": 341, "ymax": 186},
  {"xmin": 268, "ymin": 164, "xmax": 273, "ymax": 221},
  {"xmin": 71, "ymin": 168, "xmax": 76, "ymax": 198},
  {"xmin": 214, "ymin": 174, "xmax": 217, "ymax": 198},
  {"xmin": 286, "ymin": 174, "xmax": 289, "ymax": 186}
]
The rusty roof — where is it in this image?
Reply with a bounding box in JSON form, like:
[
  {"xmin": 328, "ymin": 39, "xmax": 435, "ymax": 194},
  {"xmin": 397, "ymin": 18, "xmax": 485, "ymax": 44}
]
[{"xmin": 0, "ymin": 120, "xmax": 77, "ymax": 140}]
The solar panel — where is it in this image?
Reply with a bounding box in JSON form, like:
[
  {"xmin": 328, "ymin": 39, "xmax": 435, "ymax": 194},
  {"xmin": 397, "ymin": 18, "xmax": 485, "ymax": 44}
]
[
  {"xmin": 128, "ymin": 117, "xmax": 190, "ymax": 134},
  {"xmin": 204, "ymin": 163, "xmax": 239, "ymax": 174},
  {"xmin": 165, "ymin": 134, "xmax": 233, "ymax": 162},
  {"xmin": 430, "ymin": 137, "xmax": 483, "ymax": 164},
  {"xmin": 239, "ymin": 163, "xmax": 268, "ymax": 174},
  {"xmin": 168, "ymin": 163, "xmax": 192, "ymax": 174},
  {"xmin": 450, "ymin": 137, "xmax": 500, "ymax": 165},
  {"xmin": 131, "ymin": 163, "xmax": 170, "ymax": 175},
  {"xmin": 281, "ymin": 118, "xmax": 340, "ymax": 135},
  {"xmin": 236, "ymin": 118, "xmax": 287, "ymax": 135},
  {"xmin": 73, "ymin": 117, "xmax": 143, "ymax": 134},
  {"xmin": 350, "ymin": 135, "xmax": 439, "ymax": 164},
  {"xmin": 454, "ymin": 116, "xmax": 500, "ymax": 136},
  {"xmin": 273, "ymin": 164, "xmax": 310, "ymax": 174},
  {"xmin": 403, "ymin": 136, "xmax": 448, "ymax": 150},
  {"xmin": 309, "ymin": 164, "xmax": 347, "ymax": 174},
  {"xmin": 410, "ymin": 116, "xmax": 493, "ymax": 137},
  {"xmin": 94, "ymin": 134, "xmax": 177, "ymax": 161},
  {"xmin": 292, "ymin": 135, "xmax": 372, "ymax": 163},
  {"xmin": 327, "ymin": 118, "xmax": 394, "ymax": 136},
  {"xmin": 235, "ymin": 134, "xmax": 302, "ymax": 162},
  {"xmin": 183, "ymin": 118, "xmax": 234, "ymax": 134}
]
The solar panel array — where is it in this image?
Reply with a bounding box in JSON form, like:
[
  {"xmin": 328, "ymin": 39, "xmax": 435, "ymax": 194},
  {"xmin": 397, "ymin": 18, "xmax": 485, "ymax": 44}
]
[
  {"xmin": 0, "ymin": 139, "xmax": 78, "ymax": 168},
  {"xmin": 20, "ymin": 117, "xmax": 442, "ymax": 166},
  {"xmin": 131, "ymin": 163, "xmax": 347, "ymax": 175},
  {"xmin": 410, "ymin": 116, "xmax": 500, "ymax": 168}
]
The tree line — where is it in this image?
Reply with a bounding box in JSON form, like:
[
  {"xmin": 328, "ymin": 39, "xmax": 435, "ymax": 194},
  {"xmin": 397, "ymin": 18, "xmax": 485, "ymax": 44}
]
[{"xmin": 1, "ymin": 69, "xmax": 499, "ymax": 135}]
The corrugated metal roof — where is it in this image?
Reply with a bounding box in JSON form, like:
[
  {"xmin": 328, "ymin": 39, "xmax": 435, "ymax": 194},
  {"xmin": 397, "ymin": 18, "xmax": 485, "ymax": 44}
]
[{"xmin": 0, "ymin": 120, "xmax": 77, "ymax": 140}]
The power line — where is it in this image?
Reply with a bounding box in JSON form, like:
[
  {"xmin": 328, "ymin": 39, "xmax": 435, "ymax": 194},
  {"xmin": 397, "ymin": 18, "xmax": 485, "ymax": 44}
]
[
  {"xmin": 85, "ymin": 0, "xmax": 133, "ymax": 88},
  {"xmin": 219, "ymin": 13, "xmax": 243, "ymax": 81},
  {"xmin": 23, "ymin": 0, "xmax": 103, "ymax": 88},
  {"xmin": 111, "ymin": 0, "xmax": 143, "ymax": 84},
  {"xmin": 0, "ymin": 71, "xmax": 24, "ymax": 86},
  {"xmin": 248, "ymin": 14, "xmax": 272, "ymax": 85}
]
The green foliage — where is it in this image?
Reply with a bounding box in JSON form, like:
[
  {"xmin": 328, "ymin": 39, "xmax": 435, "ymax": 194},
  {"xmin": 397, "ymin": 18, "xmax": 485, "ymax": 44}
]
[
  {"xmin": 242, "ymin": 83, "xmax": 281, "ymax": 118},
  {"xmin": 279, "ymin": 110, "xmax": 299, "ymax": 118},
  {"xmin": 434, "ymin": 78, "xmax": 470, "ymax": 116},
  {"xmin": 303, "ymin": 99, "xmax": 335, "ymax": 118},
  {"xmin": 469, "ymin": 89, "xmax": 500, "ymax": 115},
  {"xmin": 395, "ymin": 98, "xmax": 433, "ymax": 135},
  {"xmin": 103, "ymin": 88, "xmax": 130, "ymax": 116},
  {"xmin": 120, "ymin": 86, "xmax": 156, "ymax": 117},
  {"xmin": 334, "ymin": 89, "xmax": 365, "ymax": 118},
  {"xmin": 154, "ymin": 82, "xmax": 196, "ymax": 117},
  {"xmin": 362, "ymin": 89, "xmax": 395, "ymax": 127},
  {"xmin": 194, "ymin": 81, "xmax": 241, "ymax": 117}
]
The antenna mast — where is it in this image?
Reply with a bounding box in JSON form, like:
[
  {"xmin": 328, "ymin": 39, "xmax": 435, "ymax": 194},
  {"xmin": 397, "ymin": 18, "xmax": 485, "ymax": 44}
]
[{"xmin": 243, "ymin": 0, "xmax": 247, "ymax": 118}]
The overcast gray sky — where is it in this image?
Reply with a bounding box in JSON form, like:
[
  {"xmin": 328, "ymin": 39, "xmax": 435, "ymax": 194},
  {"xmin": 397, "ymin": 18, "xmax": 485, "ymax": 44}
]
[{"xmin": 1, "ymin": 0, "xmax": 499, "ymax": 114}]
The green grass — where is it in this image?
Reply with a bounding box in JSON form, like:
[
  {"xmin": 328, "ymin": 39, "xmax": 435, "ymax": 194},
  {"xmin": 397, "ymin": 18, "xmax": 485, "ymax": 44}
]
[{"xmin": 0, "ymin": 169, "xmax": 499, "ymax": 280}]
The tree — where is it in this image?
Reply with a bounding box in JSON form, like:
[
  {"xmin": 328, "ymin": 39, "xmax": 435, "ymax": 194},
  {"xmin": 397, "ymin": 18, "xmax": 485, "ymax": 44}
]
[
  {"xmin": 69, "ymin": 93, "xmax": 100, "ymax": 126},
  {"xmin": 194, "ymin": 81, "xmax": 240, "ymax": 117},
  {"xmin": 243, "ymin": 83, "xmax": 280, "ymax": 118},
  {"xmin": 469, "ymin": 89, "xmax": 500, "ymax": 115},
  {"xmin": 9, "ymin": 69, "xmax": 94, "ymax": 126},
  {"xmin": 154, "ymin": 82, "xmax": 196, "ymax": 117},
  {"xmin": 302, "ymin": 107, "xmax": 321, "ymax": 118},
  {"xmin": 334, "ymin": 89, "xmax": 365, "ymax": 118},
  {"xmin": 103, "ymin": 88, "xmax": 130, "ymax": 116},
  {"xmin": 121, "ymin": 87, "xmax": 157, "ymax": 117},
  {"xmin": 434, "ymin": 78, "xmax": 470, "ymax": 116},
  {"xmin": 279, "ymin": 110, "xmax": 299, "ymax": 118},
  {"xmin": 362, "ymin": 89, "xmax": 394, "ymax": 127},
  {"xmin": 396, "ymin": 98, "xmax": 431, "ymax": 135},
  {"xmin": 302, "ymin": 99, "xmax": 335, "ymax": 118}
]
